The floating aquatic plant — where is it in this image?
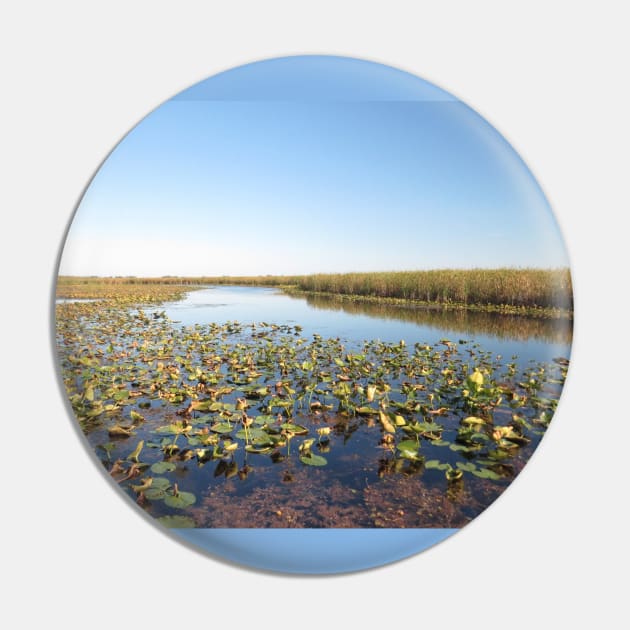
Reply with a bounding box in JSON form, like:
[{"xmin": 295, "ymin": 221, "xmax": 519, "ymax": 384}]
[{"xmin": 56, "ymin": 280, "xmax": 568, "ymax": 527}]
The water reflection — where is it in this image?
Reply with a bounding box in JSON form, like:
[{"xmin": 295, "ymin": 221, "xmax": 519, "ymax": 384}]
[
  {"xmin": 157, "ymin": 286, "xmax": 571, "ymax": 367},
  {"xmin": 295, "ymin": 292, "xmax": 573, "ymax": 345}
]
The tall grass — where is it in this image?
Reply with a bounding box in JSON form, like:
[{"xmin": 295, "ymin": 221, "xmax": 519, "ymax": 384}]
[
  {"xmin": 55, "ymin": 277, "xmax": 190, "ymax": 302},
  {"xmin": 57, "ymin": 268, "xmax": 572, "ymax": 311},
  {"xmin": 293, "ymin": 269, "xmax": 572, "ymax": 310},
  {"xmin": 56, "ymin": 275, "xmax": 300, "ymax": 287}
]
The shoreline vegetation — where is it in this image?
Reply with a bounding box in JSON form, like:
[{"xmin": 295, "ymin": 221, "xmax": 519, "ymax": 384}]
[{"xmin": 57, "ymin": 268, "xmax": 572, "ymax": 319}]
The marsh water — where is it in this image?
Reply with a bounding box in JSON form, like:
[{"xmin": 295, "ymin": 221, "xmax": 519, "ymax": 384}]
[
  {"xmin": 62, "ymin": 285, "xmax": 571, "ymax": 528},
  {"xmin": 158, "ymin": 286, "xmax": 572, "ymax": 367}
]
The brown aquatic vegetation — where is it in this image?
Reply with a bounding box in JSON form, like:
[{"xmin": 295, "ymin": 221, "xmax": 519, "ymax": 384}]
[
  {"xmin": 55, "ymin": 278, "xmax": 569, "ymax": 528},
  {"xmin": 190, "ymin": 469, "xmax": 486, "ymax": 528},
  {"xmin": 290, "ymin": 269, "xmax": 572, "ymax": 314},
  {"xmin": 57, "ymin": 267, "xmax": 573, "ymax": 314},
  {"xmin": 56, "ymin": 277, "xmax": 194, "ymax": 303}
]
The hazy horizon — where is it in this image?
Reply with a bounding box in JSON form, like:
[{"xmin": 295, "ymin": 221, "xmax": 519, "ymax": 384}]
[{"xmin": 58, "ymin": 264, "xmax": 570, "ymax": 279}]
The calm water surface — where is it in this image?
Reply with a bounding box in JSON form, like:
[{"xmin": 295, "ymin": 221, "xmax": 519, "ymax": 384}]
[
  {"xmin": 158, "ymin": 286, "xmax": 571, "ymax": 367},
  {"xmin": 69, "ymin": 285, "xmax": 572, "ymax": 527}
]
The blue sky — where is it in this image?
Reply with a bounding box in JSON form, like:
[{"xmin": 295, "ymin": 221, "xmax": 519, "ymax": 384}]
[{"xmin": 60, "ymin": 57, "xmax": 568, "ymax": 277}]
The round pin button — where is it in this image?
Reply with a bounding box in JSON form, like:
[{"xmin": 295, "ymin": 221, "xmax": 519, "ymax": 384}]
[{"xmin": 55, "ymin": 55, "xmax": 572, "ymax": 574}]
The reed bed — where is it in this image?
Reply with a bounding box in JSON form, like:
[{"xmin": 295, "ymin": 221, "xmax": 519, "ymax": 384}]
[
  {"xmin": 293, "ymin": 269, "xmax": 572, "ymax": 311},
  {"xmin": 57, "ymin": 268, "xmax": 572, "ymax": 313},
  {"xmin": 56, "ymin": 277, "xmax": 191, "ymax": 303}
]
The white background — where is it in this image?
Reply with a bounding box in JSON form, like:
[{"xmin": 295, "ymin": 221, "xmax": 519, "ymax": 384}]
[{"xmin": 1, "ymin": 1, "xmax": 628, "ymax": 628}]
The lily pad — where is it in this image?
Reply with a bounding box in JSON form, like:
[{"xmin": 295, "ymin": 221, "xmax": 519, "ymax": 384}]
[
  {"xmin": 150, "ymin": 477, "xmax": 171, "ymax": 490},
  {"xmin": 425, "ymin": 460, "xmax": 450, "ymax": 471},
  {"xmin": 235, "ymin": 427, "xmax": 267, "ymax": 440},
  {"xmin": 299, "ymin": 453, "xmax": 328, "ymax": 466},
  {"xmin": 144, "ymin": 487, "xmax": 168, "ymax": 500},
  {"xmin": 456, "ymin": 461, "xmax": 476, "ymax": 472},
  {"xmin": 56, "ymin": 282, "xmax": 568, "ymax": 526},
  {"xmin": 397, "ymin": 439, "xmax": 419, "ymax": 451},
  {"xmin": 471, "ymin": 467, "xmax": 502, "ymax": 480},
  {"xmin": 429, "ymin": 439, "xmax": 450, "ymax": 446},
  {"xmin": 461, "ymin": 416, "xmax": 486, "ymax": 426},
  {"xmin": 280, "ymin": 423, "xmax": 309, "ymax": 435},
  {"xmin": 210, "ymin": 422, "xmax": 234, "ymax": 434},
  {"xmin": 396, "ymin": 440, "xmax": 421, "ymax": 460},
  {"xmin": 157, "ymin": 515, "xmax": 196, "ymax": 528},
  {"xmin": 253, "ymin": 414, "xmax": 276, "ymax": 426},
  {"xmin": 245, "ymin": 444, "xmax": 273, "ymax": 454},
  {"xmin": 150, "ymin": 461, "xmax": 176, "ymax": 474},
  {"xmin": 164, "ymin": 489, "xmax": 196, "ymax": 508}
]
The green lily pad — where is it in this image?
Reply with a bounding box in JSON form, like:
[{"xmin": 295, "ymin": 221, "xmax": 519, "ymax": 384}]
[
  {"xmin": 56, "ymin": 280, "xmax": 566, "ymax": 526},
  {"xmin": 396, "ymin": 440, "xmax": 420, "ymax": 460},
  {"xmin": 397, "ymin": 439, "xmax": 419, "ymax": 451},
  {"xmin": 299, "ymin": 453, "xmax": 327, "ymax": 466},
  {"xmin": 150, "ymin": 461, "xmax": 176, "ymax": 474},
  {"xmin": 245, "ymin": 444, "xmax": 273, "ymax": 454},
  {"xmin": 416, "ymin": 421, "xmax": 443, "ymax": 433},
  {"xmin": 424, "ymin": 460, "xmax": 450, "ymax": 471},
  {"xmin": 429, "ymin": 439, "xmax": 450, "ymax": 446},
  {"xmin": 456, "ymin": 461, "xmax": 477, "ymax": 472},
  {"xmin": 164, "ymin": 490, "xmax": 196, "ymax": 508},
  {"xmin": 157, "ymin": 515, "xmax": 196, "ymax": 528},
  {"xmin": 210, "ymin": 422, "xmax": 234, "ymax": 434},
  {"xmin": 253, "ymin": 414, "xmax": 276, "ymax": 426},
  {"xmin": 235, "ymin": 427, "xmax": 267, "ymax": 440},
  {"xmin": 280, "ymin": 423, "xmax": 309, "ymax": 435},
  {"xmin": 461, "ymin": 416, "xmax": 486, "ymax": 426},
  {"xmin": 471, "ymin": 467, "xmax": 502, "ymax": 480},
  {"xmin": 144, "ymin": 483, "xmax": 169, "ymax": 500},
  {"xmin": 250, "ymin": 435, "xmax": 274, "ymax": 445}
]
